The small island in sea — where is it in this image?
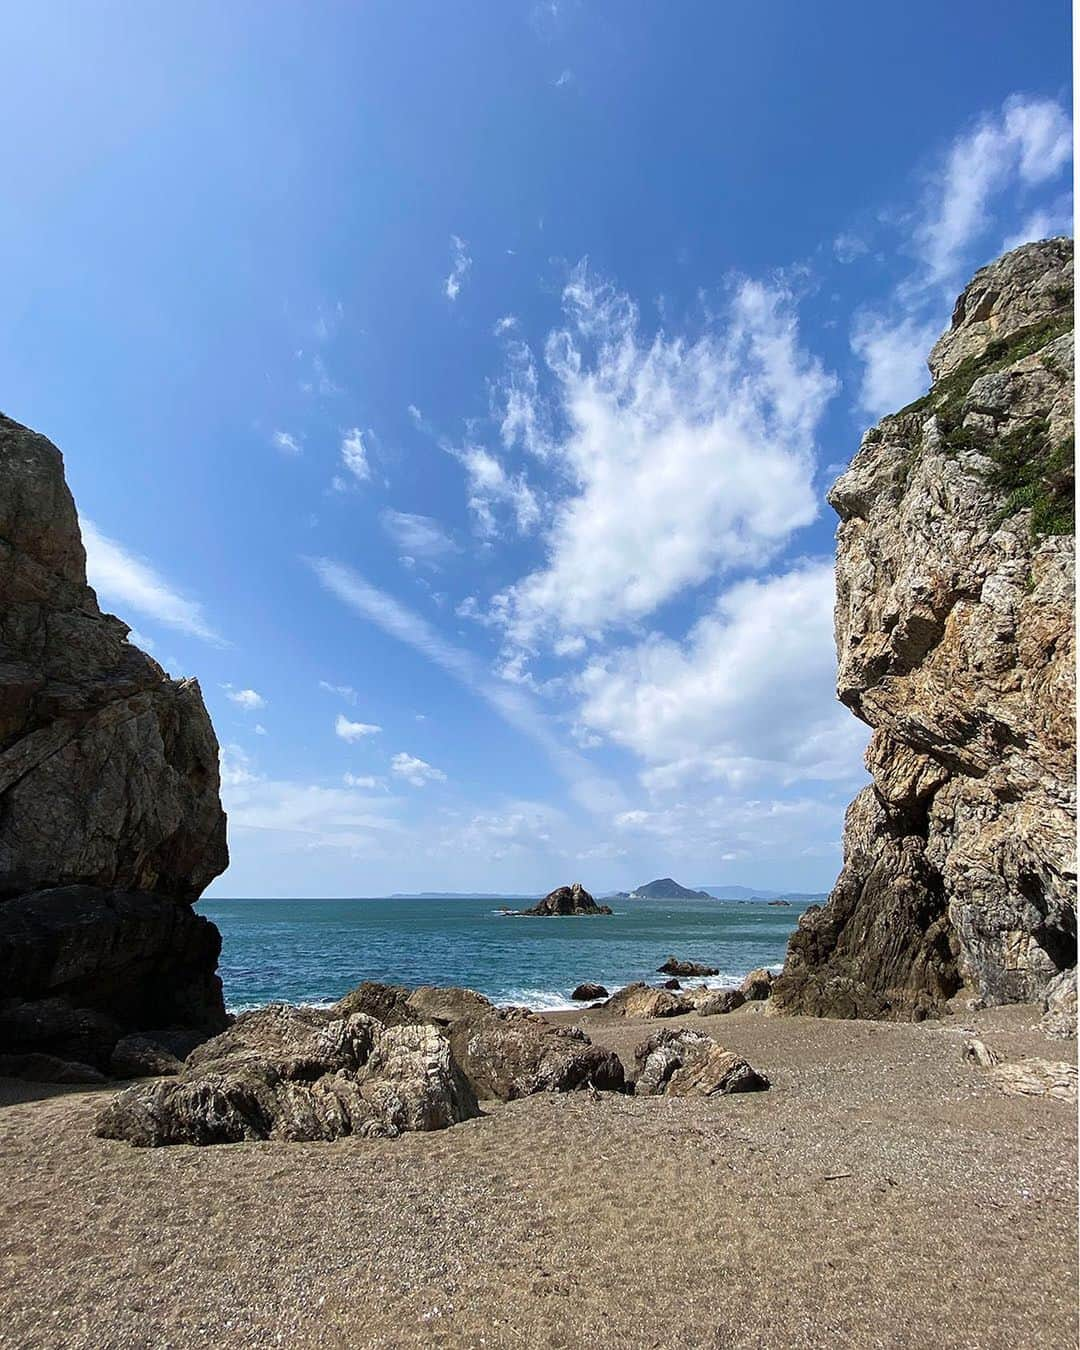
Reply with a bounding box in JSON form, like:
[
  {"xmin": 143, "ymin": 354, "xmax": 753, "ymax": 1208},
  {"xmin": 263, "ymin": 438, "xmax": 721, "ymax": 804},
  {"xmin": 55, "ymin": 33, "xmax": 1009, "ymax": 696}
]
[{"xmin": 628, "ymin": 876, "xmax": 712, "ymax": 899}]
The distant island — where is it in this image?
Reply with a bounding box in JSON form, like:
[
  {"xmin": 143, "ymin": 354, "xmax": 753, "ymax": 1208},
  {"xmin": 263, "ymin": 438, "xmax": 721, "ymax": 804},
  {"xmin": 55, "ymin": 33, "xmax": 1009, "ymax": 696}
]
[
  {"xmin": 514, "ymin": 883, "xmax": 612, "ymax": 917},
  {"xmin": 628, "ymin": 877, "xmax": 712, "ymax": 900}
]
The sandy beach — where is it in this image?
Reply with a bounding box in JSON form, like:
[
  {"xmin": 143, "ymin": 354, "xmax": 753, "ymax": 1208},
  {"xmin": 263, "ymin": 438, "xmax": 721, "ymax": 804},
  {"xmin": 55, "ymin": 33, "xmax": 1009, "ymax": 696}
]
[{"xmin": 1, "ymin": 1001, "xmax": 1075, "ymax": 1350}]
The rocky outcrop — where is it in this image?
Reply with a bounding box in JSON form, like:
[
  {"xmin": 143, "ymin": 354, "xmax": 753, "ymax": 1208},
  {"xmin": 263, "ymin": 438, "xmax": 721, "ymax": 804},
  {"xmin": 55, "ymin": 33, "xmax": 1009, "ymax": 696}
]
[
  {"xmin": 571, "ymin": 982, "xmax": 609, "ymax": 1002},
  {"xmin": 739, "ymin": 968, "xmax": 775, "ymax": 1001},
  {"xmin": 633, "ymin": 1027, "xmax": 769, "ymax": 1097},
  {"xmin": 773, "ymin": 240, "xmax": 1076, "ymax": 1021},
  {"xmin": 962, "ymin": 1037, "xmax": 1077, "ymax": 1104},
  {"xmin": 0, "ymin": 413, "xmax": 229, "ymax": 1068},
  {"xmin": 95, "ymin": 1004, "xmax": 480, "ymax": 1146},
  {"xmin": 599, "ymin": 982, "xmax": 692, "ymax": 1019},
  {"xmin": 517, "ymin": 882, "xmax": 612, "ymax": 916},
  {"xmin": 446, "ymin": 1005, "xmax": 625, "ymax": 1100},
  {"xmin": 696, "ymin": 988, "xmax": 745, "ymax": 1017},
  {"xmin": 658, "ymin": 956, "xmax": 719, "ymax": 977}
]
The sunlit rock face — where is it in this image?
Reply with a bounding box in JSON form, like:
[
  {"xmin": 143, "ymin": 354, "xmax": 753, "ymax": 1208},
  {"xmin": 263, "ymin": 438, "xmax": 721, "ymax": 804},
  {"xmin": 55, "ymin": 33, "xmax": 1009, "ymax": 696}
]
[{"xmin": 773, "ymin": 239, "xmax": 1075, "ymax": 1020}]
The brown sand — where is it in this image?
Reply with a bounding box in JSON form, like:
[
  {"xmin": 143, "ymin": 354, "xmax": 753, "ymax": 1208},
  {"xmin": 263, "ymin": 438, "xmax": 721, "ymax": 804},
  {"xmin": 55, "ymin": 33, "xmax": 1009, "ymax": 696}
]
[{"xmin": 1, "ymin": 1002, "xmax": 1075, "ymax": 1349}]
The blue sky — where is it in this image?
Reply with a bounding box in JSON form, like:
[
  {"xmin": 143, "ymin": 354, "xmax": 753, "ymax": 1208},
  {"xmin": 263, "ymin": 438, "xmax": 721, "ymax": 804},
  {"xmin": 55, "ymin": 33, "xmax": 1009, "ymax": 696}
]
[{"xmin": 0, "ymin": 3, "xmax": 1071, "ymax": 897}]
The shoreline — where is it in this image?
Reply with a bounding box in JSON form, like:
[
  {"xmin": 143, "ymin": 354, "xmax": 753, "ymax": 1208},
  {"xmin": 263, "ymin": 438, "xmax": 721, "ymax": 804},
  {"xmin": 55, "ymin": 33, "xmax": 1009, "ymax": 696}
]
[{"xmin": 2, "ymin": 997, "xmax": 1075, "ymax": 1348}]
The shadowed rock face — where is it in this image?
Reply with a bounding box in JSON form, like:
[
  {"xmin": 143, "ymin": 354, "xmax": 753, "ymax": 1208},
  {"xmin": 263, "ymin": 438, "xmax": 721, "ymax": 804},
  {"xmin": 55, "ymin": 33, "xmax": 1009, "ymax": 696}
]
[
  {"xmin": 773, "ymin": 239, "xmax": 1076, "ymax": 1021},
  {"xmin": 0, "ymin": 413, "xmax": 229, "ymax": 1068}
]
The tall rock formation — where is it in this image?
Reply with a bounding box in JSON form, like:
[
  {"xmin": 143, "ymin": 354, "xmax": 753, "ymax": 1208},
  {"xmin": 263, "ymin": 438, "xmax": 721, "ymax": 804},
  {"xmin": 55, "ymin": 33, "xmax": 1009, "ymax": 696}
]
[
  {"xmin": 773, "ymin": 238, "xmax": 1076, "ymax": 1020},
  {"xmin": 0, "ymin": 413, "xmax": 229, "ymax": 1069}
]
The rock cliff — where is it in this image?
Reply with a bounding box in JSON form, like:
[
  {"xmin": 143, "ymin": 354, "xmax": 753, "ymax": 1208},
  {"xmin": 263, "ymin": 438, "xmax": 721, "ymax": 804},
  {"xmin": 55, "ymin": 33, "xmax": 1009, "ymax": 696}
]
[
  {"xmin": 773, "ymin": 239, "xmax": 1076, "ymax": 1020},
  {"xmin": 0, "ymin": 413, "xmax": 229, "ymax": 1068}
]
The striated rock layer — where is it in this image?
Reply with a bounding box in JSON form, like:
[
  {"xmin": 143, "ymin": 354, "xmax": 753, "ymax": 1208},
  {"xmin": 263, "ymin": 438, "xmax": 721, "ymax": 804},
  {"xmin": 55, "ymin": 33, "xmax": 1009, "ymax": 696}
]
[
  {"xmin": 773, "ymin": 239, "xmax": 1076, "ymax": 1020},
  {"xmin": 0, "ymin": 413, "xmax": 229, "ymax": 1067}
]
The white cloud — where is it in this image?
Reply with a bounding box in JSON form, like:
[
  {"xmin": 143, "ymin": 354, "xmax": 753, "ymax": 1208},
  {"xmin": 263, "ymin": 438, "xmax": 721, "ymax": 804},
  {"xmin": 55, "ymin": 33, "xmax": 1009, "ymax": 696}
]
[
  {"xmin": 341, "ymin": 428, "xmax": 370, "ymax": 481},
  {"xmin": 918, "ymin": 95, "xmax": 1072, "ymax": 288},
  {"xmin": 489, "ymin": 265, "xmax": 834, "ymax": 644},
  {"xmin": 220, "ymin": 745, "xmax": 399, "ymax": 850},
  {"xmin": 391, "ymin": 752, "xmax": 447, "ymax": 787},
  {"xmin": 578, "ymin": 560, "xmax": 866, "ymax": 788},
  {"xmin": 381, "ymin": 510, "xmax": 457, "ymax": 559},
  {"xmin": 1001, "ymin": 197, "xmax": 1074, "ymax": 253},
  {"xmin": 849, "ymin": 312, "xmax": 939, "ymax": 419},
  {"xmin": 309, "ymin": 559, "xmax": 626, "ymax": 814},
  {"xmin": 126, "ymin": 627, "xmax": 157, "ymax": 653},
  {"xmin": 444, "ymin": 234, "xmax": 471, "ymax": 301},
  {"xmin": 343, "ymin": 772, "xmax": 381, "ymax": 789},
  {"xmin": 833, "ymin": 232, "xmax": 868, "ymax": 264},
  {"xmin": 452, "ymin": 442, "xmax": 541, "ymax": 538},
  {"xmin": 81, "ymin": 519, "xmax": 222, "ymax": 644},
  {"xmin": 335, "ymin": 713, "xmax": 381, "ymax": 741},
  {"xmin": 493, "ymin": 315, "xmax": 519, "ymax": 335},
  {"xmin": 226, "ymin": 687, "xmax": 267, "ymax": 711},
  {"xmin": 850, "ymin": 94, "xmax": 1072, "ymax": 422},
  {"xmin": 254, "ymin": 723, "xmax": 268, "ymax": 735},
  {"xmin": 272, "ymin": 430, "xmax": 302, "ymax": 455},
  {"xmin": 553, "ymin": 69, "xmax": 573, "ymax": 88},
  {"xmin": 319, "ymin": 680, "xmax": 358, "ymax": 703}
]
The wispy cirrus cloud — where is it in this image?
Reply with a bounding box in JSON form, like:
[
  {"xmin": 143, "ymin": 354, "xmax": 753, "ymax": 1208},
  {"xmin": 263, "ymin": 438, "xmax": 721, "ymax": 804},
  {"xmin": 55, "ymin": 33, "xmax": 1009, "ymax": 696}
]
[
  {"xmin": 850, "ymin": 94, "xmax": 1073, "ymax": 418},
  {"xmin": 308, "ymin": 559, "xmax": 625, "ymax": 814},
  {"xmin": 444, "ymin": 234, "xmax": 471, "ymax": 301},
  {"xmin": 81, "ymin": 519, "xmax": 223, "ymax": 644}
]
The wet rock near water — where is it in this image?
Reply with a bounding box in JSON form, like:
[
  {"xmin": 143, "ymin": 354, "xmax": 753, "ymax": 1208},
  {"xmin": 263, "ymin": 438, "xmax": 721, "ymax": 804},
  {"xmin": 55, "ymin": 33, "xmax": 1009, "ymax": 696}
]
[
  {"xmin": 657, "ymin": 956, "xmax": 719, "ymax": 977},
  {"xmin": 599, "ymin": 983, "xmax": 693, "ymax": 1019},
  {"xmin": 570, "ymin": 983, "xmax": 609, "ymax": 1002},
  {"xmin": 739, "ymin": 968, "xmax": 775, "ymax": 1001},
  {"xmin": 516, "ymin": 883, "xmax": 612, "ymax": 917}
]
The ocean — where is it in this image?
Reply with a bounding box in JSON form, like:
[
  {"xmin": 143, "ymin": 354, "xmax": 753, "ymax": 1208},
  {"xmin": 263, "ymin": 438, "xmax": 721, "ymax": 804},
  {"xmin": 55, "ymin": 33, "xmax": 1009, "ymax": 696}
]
[{"xmin": 198, "ymin": 894, "xmax": 812, "ymax": 1013}]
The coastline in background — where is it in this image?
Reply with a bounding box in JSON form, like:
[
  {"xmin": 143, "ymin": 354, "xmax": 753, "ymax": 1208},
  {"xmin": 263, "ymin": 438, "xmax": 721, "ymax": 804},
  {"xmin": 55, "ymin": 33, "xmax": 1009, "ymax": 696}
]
[{"xmin": 198, "ymin": 894, "xmax": 813, "ymax": 1013}]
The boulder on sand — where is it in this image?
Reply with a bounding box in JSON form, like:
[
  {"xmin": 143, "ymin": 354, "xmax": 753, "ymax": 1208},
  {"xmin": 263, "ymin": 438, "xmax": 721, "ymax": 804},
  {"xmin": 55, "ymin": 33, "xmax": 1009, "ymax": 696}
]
[
  {"xmin": 600, "ymin": 983, "xmax": 693, "ymax": 1019},
  {"xmin": 658, "ymin": 956, "xmax": 719, "ymax": 977},
  {"xmin": 571, "ymin": 983, "xmax": 609, "ymax": 1002},
  {"xmin": 447, "ymin": 1005, "xmax": 625, "ymax": 1101},
  {"xmin": 94, "ymin": 1003, "xmax": 480, "ymax": 1146},
  {"xmin": 517, "ymin": 883, "xmax": 612, "ymax": 916},
  {"xmin": 633, "ymin": 1026, "xmax": 769, "ymax": 1097},
  {"xmin": 739, "ymin": 967, "xmax": 775, "ymax": 1001},
  {"xmin": 697, "ymin": 988, "xmax": 746, "ymax": 1017}
]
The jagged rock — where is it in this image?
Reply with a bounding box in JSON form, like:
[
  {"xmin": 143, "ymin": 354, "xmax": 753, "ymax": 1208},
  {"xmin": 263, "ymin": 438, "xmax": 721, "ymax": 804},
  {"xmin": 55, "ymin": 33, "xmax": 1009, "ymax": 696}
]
[
  {"xmin": 633, "ymin": 1027, "xmax": 713, "ymax": 1096},
  {"xmin": 600, "ymin": 983, "xmax": 693, "ymax": 1019},
  {"xmin": 633, "ymin": 1027, "xmax": 769, "ymax": 1098},
  {"xmin": 697, "ymin": 988, "xmax": 746, "ymax": 1017},
  {"xmin": 94, "ymin": 1004, "xmax": 480, "ymax": 1146},
  {"xmin": 774, "ymin": 240, "xmax": 1076, "ymax": 1021},
  {"xmin": 961, "ymin": 1038, "xmax": 1001, "ymax": 1068},
  {"xmin": 109, "ymin": 1035, "xmax": 184, "ymax": 1078},
  {"xmin": 1039, "ymin": 968, "xmax": 1076, "ymax": 1039},
  {"xmin": 0, "ymin": 1052, "xmax": 106, "ymax": 1084},
  {"xmin": 740, "ymin": 968, "xmax": 774, "ymax": 1001},
  {"xmin": 571, "ymin": 983, "xmax": 609, "ymax": 1002},
  {"xmin": 333, "ymin": 982, "xmax": 423, "ymax": 1026},
  {"xmin": 666, "ymin": 1046, "xmax": 771, "ymax": 1098},
  {"xmin": 657, "ymin": 956, "xmax": 719, "ymax": 977},
  {"xmin": 661, "ymin": 978, "xmax": 682, "ymax": 991},
  {"xmin": 405, "ymin": 985, "xmax": 495, "ymax": 1024},
  {"xmin": 447, "ymin": 1006, "xmax": 625, "ymax": 1101},
  {"xmin": 517, "ymin": 883, "xmax": 613, "ymax": 916},
  {"xmin": 0, "ymin": 415, "xmax": 229, "ymax": 1066}
]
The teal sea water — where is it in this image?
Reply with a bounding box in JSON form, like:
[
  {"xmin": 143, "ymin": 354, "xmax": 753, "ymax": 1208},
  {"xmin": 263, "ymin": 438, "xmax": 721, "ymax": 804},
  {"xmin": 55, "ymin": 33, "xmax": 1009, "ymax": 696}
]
[{"xmin": 198, "ymin": 895, "xmax": 813, "ymax": 1012}]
